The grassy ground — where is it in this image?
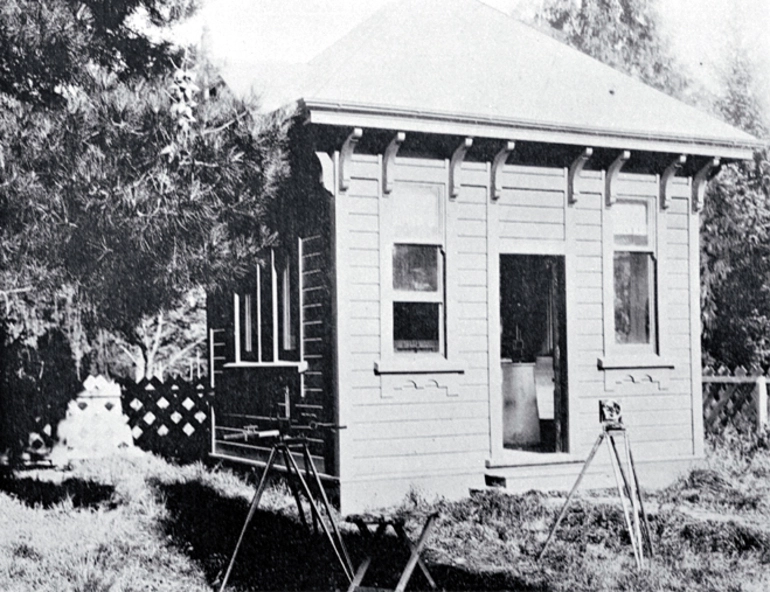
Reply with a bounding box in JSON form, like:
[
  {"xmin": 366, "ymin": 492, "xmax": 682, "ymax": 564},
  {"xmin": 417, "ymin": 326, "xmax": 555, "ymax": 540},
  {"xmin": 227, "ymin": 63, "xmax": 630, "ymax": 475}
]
[{"xmin": 1, "ymin": 430, "xmax": 769, "ymax": 591}]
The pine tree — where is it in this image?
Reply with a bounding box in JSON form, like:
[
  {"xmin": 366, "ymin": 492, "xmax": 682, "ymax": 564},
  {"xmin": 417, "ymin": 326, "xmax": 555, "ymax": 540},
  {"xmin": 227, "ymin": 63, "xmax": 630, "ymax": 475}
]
[{"xmin": 0, "ymin": 1, "xmax": 291, "ymax": 379}]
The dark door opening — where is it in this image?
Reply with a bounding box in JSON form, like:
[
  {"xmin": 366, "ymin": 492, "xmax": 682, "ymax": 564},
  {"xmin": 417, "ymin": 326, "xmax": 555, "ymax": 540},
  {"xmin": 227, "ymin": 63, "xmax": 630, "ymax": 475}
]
[{"xmin": 500, "ymin": 255, "xmax": 568, "ymax": 453}]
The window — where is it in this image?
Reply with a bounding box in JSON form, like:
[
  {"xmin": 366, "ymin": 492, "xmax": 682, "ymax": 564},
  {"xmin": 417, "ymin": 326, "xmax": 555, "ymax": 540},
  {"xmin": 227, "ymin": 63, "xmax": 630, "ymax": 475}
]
[
  {"xmin": 281, "ymin": 264, "xmax": 296, "ymax": 351},
  {"xmin": 230, "ymin": 249, "xmax": 300, "ymax": 366},
  {"xmin": 612, "ymin": 200, "xmax": 657, "ymax": 350},
  {"xmin": 385, "ymin": 182, "xmax": 446, "ymax": 357},
  {"xmin": 233, "ymin": 265, "xmax": 262, "ymax": 362},
  {"xmin": 393, "ymin": 244, "xmax": 444, "ymax": 352}
]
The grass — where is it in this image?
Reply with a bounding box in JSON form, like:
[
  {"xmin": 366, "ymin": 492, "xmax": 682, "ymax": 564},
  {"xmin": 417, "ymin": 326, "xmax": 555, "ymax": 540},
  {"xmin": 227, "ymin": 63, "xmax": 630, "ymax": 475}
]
[{"xmin": 1, "ymin": 429, "xmax": 769, "ymax": 591}]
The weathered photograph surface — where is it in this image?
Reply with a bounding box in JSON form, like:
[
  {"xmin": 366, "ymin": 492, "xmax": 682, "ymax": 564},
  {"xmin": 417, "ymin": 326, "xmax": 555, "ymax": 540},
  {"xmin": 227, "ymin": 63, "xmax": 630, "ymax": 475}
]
[{"xmin": 2, "ymin": 1, "xmax": 769, "ymax": 590}]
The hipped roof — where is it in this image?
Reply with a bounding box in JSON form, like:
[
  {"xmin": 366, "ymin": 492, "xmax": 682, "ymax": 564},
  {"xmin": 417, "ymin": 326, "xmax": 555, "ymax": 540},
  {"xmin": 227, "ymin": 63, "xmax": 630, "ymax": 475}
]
[{"xmin": 222, "ymin": 0, "xmax": 761, "ymax": 159}]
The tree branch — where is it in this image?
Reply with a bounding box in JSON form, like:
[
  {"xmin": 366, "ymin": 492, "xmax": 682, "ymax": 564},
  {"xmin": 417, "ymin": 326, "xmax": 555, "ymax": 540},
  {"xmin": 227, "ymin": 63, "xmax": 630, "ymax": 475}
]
[{"xmin": 162, "ymin": 336, "xmax": 206, "ymax": 372}]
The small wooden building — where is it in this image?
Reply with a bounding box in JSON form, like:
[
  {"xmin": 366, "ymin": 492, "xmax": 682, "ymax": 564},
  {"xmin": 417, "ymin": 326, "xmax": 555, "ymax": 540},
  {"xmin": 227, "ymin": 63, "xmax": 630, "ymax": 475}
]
[{"xmin": 207, "ymin": 0, "xmax": 762, "ymax": 514}]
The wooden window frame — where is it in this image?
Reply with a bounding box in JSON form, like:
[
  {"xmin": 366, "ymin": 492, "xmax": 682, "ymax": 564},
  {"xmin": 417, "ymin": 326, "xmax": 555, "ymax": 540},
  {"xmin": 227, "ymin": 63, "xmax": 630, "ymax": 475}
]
[
  {"xmin": 392, "ymin": 243, "xmax": 445, "ymax": 354},
  {"xmin": 376, "ymin": 174, "xmax": 462, "ymax": 375},
  {"xmin": 599, "ymin": 189, "xmax": 673, "ymax": 370},
  {"xmin": 612, "ymin": 198, "xmax": 657, "ymax": 355},
  {"xmin": 227, "ymin": 250, "xmax": 306, "ymax": 371}
]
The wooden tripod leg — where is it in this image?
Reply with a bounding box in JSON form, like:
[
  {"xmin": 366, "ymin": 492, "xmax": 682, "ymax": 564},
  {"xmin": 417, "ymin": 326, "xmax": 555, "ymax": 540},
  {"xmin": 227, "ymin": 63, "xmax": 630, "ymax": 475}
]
[
  {"xmin": 280, "ymin": 445, "xmax": 309, "ymax": 532},
  {"xmin": 298, "ymin": 446, "xmax": 320, "ymax": 534},
  {"xmin": 607, "ymin": 435, "xmax": 641, "ymax": 568},
  {"xmin": 394, "ymin": 515, "xmax": 438, "ymax": 592},
  {"xmin": 218, "ymin": 445, "xmax": 279, "ymax": 592},
  {"xmin": 284, "ymin": 449, "xmax": 353, "ymax": 582},
  {"xmin": 539, "ymin": 432, "xmax": 605, "ymax": 560},
  {"xmin": 302, "ymin": 443, "xmax": 354, "ymax": 576},
  {"xmin": 625, "ymin": 435, "xmax": 654, "ymax": 557},
  {"xmin": 347, "ymin": 522, "xmax": 386, "ymax": 592},
  {"xmin": 394, "ymin": 518, "xmax": 437, "ymax": 591},
  {"xmin": 617, "ymin": 434, "xmax": 644, "ymax": 565}
]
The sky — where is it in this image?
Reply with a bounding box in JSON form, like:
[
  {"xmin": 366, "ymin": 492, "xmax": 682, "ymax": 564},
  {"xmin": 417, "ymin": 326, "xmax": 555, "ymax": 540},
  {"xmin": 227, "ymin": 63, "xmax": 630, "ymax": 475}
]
[{"xmin": 170, "ymin": 0, "xmax": 770, "ymax": 100}]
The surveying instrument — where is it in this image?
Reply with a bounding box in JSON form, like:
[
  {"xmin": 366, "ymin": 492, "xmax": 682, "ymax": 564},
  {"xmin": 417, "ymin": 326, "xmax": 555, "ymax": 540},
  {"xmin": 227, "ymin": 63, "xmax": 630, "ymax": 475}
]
[
  {"xmin": 216, "ymin": 417, "xmax": 353, "ymax": 592},
  {"xmin": 539, "ymin": 399, "xmax": 654, "ymax": 568}
]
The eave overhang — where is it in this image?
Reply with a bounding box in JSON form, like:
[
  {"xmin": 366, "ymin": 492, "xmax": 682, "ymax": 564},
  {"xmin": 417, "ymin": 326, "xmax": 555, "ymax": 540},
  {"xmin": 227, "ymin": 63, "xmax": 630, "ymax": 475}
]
[{"xmin": 301, "ymin": 99, "xmax": 762, "ymax": 161}]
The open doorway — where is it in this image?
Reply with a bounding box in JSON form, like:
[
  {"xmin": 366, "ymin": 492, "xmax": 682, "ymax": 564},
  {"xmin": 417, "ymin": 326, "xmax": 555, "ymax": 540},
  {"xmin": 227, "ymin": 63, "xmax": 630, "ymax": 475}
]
[{"xmin": 500, "ymin": 255, "xmax": 568, "ymax": 453}]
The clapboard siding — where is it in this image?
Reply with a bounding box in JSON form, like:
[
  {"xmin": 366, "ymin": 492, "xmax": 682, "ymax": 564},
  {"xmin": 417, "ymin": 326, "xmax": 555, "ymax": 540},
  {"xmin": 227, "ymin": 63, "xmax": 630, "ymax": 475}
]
[
  {"xmin": 349, "ymin": 301, "xmax": 379, "ymax": 319},
  {"xmin": 350, "ymin": 417, "xmax": 489, "ymax": 441},
  {"xmin": 350, "ymin": 450, "xmax": 487, "ymax": 478},
  {"xmin": 576, "ymin": 256, "xmax": 602, "ymax": 273},
  {"xmin": 336, "ymin": 158, "xmax": 492, "ymax": 492},
  {"xmin": 353, "ymin": 433, "xmax": 489, "ymax": 460},
  {"xmin": 567, "ymin": 169, "xmax": 605, "ymax": 438},
  {"xmin": 499, "ymin": 204, "xmax": 565, "ymax": 224},
  {"xmin": 352, "ymin": 399, "xmax": 488, "ymax": 422},
  {"xmin": 574, "ymin": 392, "xmax": 691, "ymax": 413},
  {"xmin": 457, "ymin": 269, "xmax": 487, "ymax": 287},
  {"xmin": 575, "ymin": 303, "xmax": 603, "ymax": 320},
  {"xmin": 330, "ymin": 153, "xmax": 701, "ymax": 513},
  {"xmin": 347, "ymin": 177, "xmax": 380, "ymax": 198}
]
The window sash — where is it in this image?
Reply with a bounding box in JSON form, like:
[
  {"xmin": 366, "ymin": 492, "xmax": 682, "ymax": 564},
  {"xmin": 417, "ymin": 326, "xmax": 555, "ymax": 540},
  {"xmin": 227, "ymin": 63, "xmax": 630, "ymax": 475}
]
[
  {"xmin": 391, "ymin": 243, "xmax": 445, "ymax": 354},
  {"xmin": 393, "ymin": 301, "xmax": 443, "ymax": 352},
  {"xmin": 613, "ymin": 251, "xmax": 656, "ymax": 346}
]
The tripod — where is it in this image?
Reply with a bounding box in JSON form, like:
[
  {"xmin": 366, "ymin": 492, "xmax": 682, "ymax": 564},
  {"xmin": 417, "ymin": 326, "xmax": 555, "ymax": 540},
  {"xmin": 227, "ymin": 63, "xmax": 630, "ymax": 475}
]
[
  {"xmin": 217, "ymin": 429, "xmax": 353, "ymax": 592},
  {"xmin": 538, "ymin": 421, "xmax": 653, "ymax": 568}
]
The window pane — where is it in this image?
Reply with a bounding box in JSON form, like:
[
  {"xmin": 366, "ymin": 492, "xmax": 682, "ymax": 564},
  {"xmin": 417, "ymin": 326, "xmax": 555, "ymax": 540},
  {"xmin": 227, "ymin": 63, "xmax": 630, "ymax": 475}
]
[
  {"xmin": 393, "ymin": 185, "xmax": 441, "ymax": 241},
  {"xmin": 614, "ymin": 201, "xmax": 649, "ymax": 247},
  {"xmin": 394, "ymin": 302, "xmax": 440, "ymax": 351},
  {"xmin": 393, "ymin": 245, "xmax": 438, "ymax": 292},
  {"xmin": 614, "ymin": 252, "xmax": 654, "ymax": 344}
]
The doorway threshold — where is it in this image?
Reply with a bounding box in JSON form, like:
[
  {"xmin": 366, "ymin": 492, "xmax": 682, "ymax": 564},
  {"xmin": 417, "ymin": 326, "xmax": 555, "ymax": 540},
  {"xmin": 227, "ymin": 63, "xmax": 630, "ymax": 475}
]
[{"xmin": 486, "ymin": 450, "xmax": 582, "ymax": 469}]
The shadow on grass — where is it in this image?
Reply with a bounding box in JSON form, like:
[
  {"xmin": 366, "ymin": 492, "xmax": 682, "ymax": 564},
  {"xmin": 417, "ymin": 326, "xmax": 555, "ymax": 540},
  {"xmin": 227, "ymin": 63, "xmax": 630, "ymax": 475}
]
[
  {"xmin": 0, "ymin": 472, "xmax": 115, "ymax": 509},
  {"xmin": 156, "ymin": 479, "xmax": 543, "ymax": 591}
]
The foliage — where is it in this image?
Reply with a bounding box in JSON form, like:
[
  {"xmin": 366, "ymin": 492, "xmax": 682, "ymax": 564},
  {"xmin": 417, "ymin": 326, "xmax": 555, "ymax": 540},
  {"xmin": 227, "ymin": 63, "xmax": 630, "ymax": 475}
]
[
  {"xmin": 538, "ymin": 0, "xmax": 770, "ymax": 368},
  {"xmin": 700, "ymin": 43, "xmax": 770, "ymax": 367},
  {"xmin": 0, "ymin": 322, "xmax": 81, "ymax": 464},
  {"xmin": 111, "ymin": 287, "xmax": 207, "ymax": 380},
  {"xmin": 3, "ymin": 445, "xmax": 770, "ymax": 591},
  {"xmin": 2, "ymin": 63, "xmax": 289, "ymax": 335},
  {"xmin": 0, "ymin": 0, "xmax": 292, "ymax": 379},
  {"xmin": 540, "ymin": 0, "xmax": 694, "ymax": 102},
  {"xmin": 0, "ymin": 0, "xmax": 196, "ymax": 107}
]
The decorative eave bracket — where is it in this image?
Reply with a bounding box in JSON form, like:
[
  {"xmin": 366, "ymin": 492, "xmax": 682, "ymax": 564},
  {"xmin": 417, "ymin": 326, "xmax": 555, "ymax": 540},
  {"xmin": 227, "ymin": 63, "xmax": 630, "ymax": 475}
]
[
  {"xmin": 491, "ymin": 140, "xmax": 515, "ymax": 201},
  {"xmin": 660, "ymin": 155, "xmax": 687, "ymax": 210},
  {"xmin": 449, "ymin": 137, "xmax": 473, "ymax": 200},
  {"xmin": 315, "ymin": 151, "xmax": 334, "ymax": 193},
  {"xmin": 382, "ymin": 131, "xmax": 405, "ymax": 195},
  {"xmin": 568, "ymin": 147, "xmax": 593, "ymax": 204},
  {"xmin": 339, "ymin": 127, "xmax": 363, "ymax": 192},
  {"xmin": 605, "ymin": 150, "xmax": 631, "ymax": 207},
  {"xmin": 692, "ymin": 157, "xmax": 721, "ymax": 212}
]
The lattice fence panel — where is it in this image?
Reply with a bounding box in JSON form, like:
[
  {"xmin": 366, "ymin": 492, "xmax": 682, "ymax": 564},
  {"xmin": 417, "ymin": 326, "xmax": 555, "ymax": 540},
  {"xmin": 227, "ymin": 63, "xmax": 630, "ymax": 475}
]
[
  {"xmin": 702, "ymin": 365, "xmax": 767, "ymax": 434},
  {"xmin": 119, "ymin": 376, "xmax": 211, "ymax": 462}
]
